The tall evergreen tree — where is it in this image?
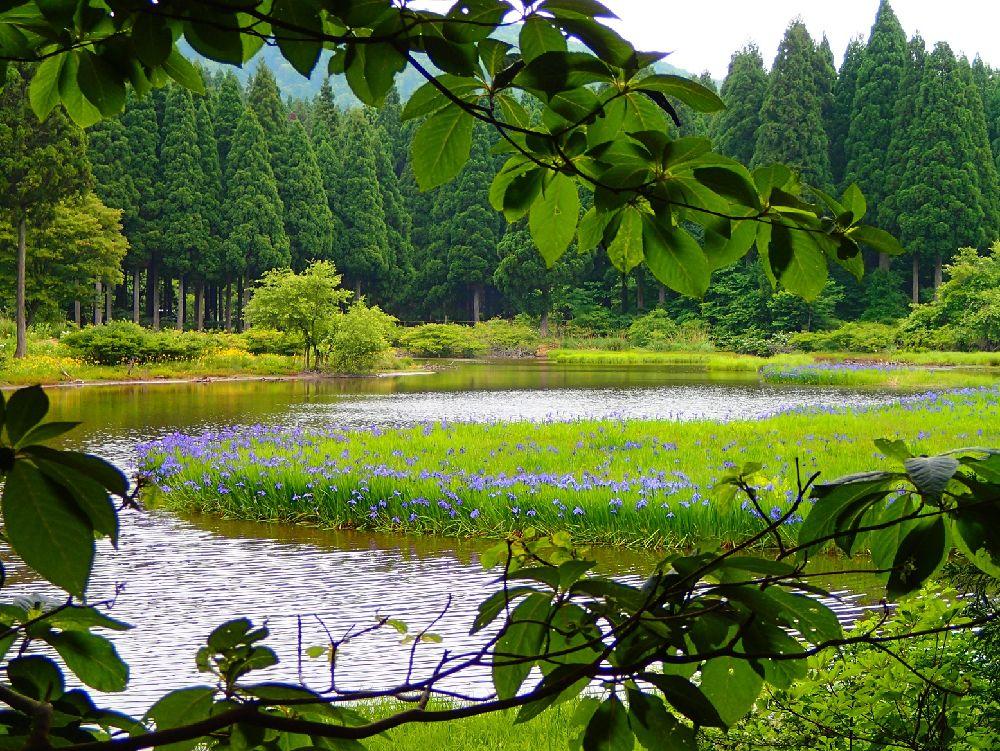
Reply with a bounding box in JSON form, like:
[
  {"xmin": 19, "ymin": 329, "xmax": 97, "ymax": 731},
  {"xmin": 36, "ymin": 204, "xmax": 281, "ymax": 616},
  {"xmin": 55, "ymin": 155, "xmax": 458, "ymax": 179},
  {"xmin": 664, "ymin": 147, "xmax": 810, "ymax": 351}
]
[
  {"xmin": 283, "ymin": 118, "xmax": 334, "ymax": 271},
  {"xmin": 441, "ymin": 124, "xmax": 503, "ymax": 322},
  {"xmin": 712, "ymin": 45, "xmax": 767, "ymax": 165},
  {"xmin": 310, "ymin": 77, "xmax": 340, "ymax": 146},
  {"xmin": 195, "ymin": 98, "xmax": 224, "ymax": 329},
  {"xmin": 0, "ymin": 63, "xmax": 91, "ymax": 355},
  {"xmin": 223, "ymin": 106, "xmax": 289, "ymax": 328},
  {"xmin": 159, "ymin": 85, "xmax": 209, "ymax": 329},
  {"xmin": 675, "ymin": 72, "xmax": 718, "ymax": 138},
  {"xmin": 843, "ymin": 0, "xmax": 908, "ymax": 232},
  {"xmin": 813, "ymin": 35, "xmax": 837, "ymax": 132},
  {"xmin": 121, "ymin": 90, "xmax": 160, "ymax": 322},
  {"xmin": 212, "ymin": 71, "xmax": 244, "ymax": 175},
  {"xmin": 897, "ymin": 43, "xmax": 986, "ymax": 301},
  {"xmin": 319, "ymin": 109, "xmax": 388, "ymax": 298},
  {"xmin": 828, "ymin": 38, "xmax": 864, "ymax": 186},
  {"xmin": 754, "ymin": 21, "xmax": 832, "ymax": 189},
  {"xmin": 879, "ymin": 34, "xmax": 926, "ymax": 237},
  {"xmin": 959, "ymin": 59, "xmax": 1000, "ymax": 249}
]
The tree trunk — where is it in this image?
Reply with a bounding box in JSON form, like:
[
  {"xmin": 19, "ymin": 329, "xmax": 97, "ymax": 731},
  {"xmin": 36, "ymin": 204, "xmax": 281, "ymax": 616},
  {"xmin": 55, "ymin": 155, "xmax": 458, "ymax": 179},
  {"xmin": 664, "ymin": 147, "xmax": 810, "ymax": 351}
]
[
  {"xmin": 195, "ymin": 281, "xmax": 205, "ymax": 331},
  {"xmin": 151, "ymin": 266, "xmax": 160, "ymax": 330},
  {"xmin": 73, "ymin": 300, "xmax": 81, "ymax": 327},
  {"xmin": 540, "ymin": 309, "xmax": 550, "ymax": 337},
  {"xmin": 132, "ymin": 269, "xmax": 141, "ymax": 323},
  {"xmin": 933, "ymin": 254, "xmax": 943, "ymax": 291},
  {"xmin": 658, "ymin": 285, "xmax": 666, "ymax": 306},
  {"xmin": 911, "ymin": 255, "xmax": 920, "ymax": 304},
  {"xmin": 176, "ymin": 275, "xmax": 185, "ymax": 330},
  {"xmin": 636, "ymin": 276, "xmax": 645, "ymax": 311},
  {"xmin": 225, "ymin": 278, "xmax": 233, "ymax": 333},
  {"xmin": 878, "ymin": 252, "xmax": 890, "ymax": 272},
  {"xmin": 472, "ymin": 284, "xmax": 483, "ymax": 324},
  {"xmin": 354, "ymin": 278, "xmax": 362, "ymax": 300},
  {"xmin": 14, "ymin": 216, "xmax": 27, "ymax": 358},
  {"xmin": 94, "ymin": 281, "xmax": 103, "ymax": 325},
  {"xmin": 105, "ymin": 285, "xmax": 113, "ymax": 323}
]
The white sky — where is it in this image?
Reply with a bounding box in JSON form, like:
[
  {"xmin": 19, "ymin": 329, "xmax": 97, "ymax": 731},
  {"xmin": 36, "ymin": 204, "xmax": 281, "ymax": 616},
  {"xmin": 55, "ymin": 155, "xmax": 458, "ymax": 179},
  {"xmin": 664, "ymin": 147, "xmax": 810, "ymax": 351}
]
[{"xmin": 601, "ymin": 1, "xmax": 1000, "ymax": 77}]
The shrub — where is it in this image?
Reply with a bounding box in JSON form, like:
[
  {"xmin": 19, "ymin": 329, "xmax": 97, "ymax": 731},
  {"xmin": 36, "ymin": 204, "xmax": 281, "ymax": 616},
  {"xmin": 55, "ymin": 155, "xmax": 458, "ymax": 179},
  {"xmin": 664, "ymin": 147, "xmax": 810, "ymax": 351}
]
[
  {"xmin": 238, "ymin": 328, "xmax": 304, "ymax": 356},
  {"xmin": 327, "ymin": 304, "xmax": 397, "ymax": 374},
  {"xmin": 626, "ymin": 309, "xmax": 676, "ymax": 349},
  {"xmin": 61, "ymin": 322, "xmax": 215, "ymax": 365},
  {"xmin": 474, "ymin": 318, "xmax": 540, "ymax": 356},
  {"xmin": 714, "ymin": 328, "xmax": 786, "ymax": 357},
  {"xmin": 790, "ymin": 322, "xmax": 898, "ymax": 353},
  {"xmin": 398, "ymin": 324, "xmax": 487, "ymax": 358}
]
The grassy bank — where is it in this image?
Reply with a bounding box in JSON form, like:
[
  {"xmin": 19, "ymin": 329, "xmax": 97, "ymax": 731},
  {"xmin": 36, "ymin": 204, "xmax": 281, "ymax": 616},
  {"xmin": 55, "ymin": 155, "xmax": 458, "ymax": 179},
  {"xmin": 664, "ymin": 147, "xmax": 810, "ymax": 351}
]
[
  {"xmin": 139, "ymin": 388, "xmax": 999, "ymax": 548},
  {"xmin": 0, "ymin": 352, "xmax": 301, "ymax": 386}
]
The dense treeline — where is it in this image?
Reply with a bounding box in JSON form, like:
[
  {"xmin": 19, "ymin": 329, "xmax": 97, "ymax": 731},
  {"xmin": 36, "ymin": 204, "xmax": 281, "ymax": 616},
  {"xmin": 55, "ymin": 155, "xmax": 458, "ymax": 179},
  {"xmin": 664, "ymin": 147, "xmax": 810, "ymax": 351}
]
[{"xmin": 2, "ymin": 0, "xmax": 998, "ymax": 343}]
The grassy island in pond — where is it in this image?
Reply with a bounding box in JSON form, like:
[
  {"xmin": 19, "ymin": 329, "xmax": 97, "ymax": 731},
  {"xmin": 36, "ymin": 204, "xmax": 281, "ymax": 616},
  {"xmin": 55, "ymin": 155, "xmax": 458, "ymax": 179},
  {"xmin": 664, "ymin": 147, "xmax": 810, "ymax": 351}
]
[{"xmin": 140, "ymin": 387, "xmax": 1000, "ymax": 548}]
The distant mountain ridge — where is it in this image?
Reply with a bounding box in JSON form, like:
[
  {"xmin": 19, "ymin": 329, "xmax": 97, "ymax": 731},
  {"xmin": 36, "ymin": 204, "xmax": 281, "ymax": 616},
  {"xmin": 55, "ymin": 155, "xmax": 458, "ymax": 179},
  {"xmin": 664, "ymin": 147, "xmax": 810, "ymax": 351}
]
[{"xmin": 184, "ymin": 23, "xmax": 694, "ymax": 105}]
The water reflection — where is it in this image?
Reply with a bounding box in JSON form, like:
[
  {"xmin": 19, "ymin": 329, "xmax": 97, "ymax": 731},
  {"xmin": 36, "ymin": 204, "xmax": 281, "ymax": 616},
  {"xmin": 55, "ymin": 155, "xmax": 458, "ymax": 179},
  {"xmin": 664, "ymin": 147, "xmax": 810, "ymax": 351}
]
[{"xmin": 2, "ymin": 362, "xmax": 897, "ymax": 711}]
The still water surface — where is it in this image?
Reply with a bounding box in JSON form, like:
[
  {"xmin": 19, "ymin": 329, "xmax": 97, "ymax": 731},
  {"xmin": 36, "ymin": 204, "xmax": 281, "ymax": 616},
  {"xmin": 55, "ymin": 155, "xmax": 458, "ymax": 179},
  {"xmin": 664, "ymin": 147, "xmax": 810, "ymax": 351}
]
[{"xmin": 6, "ymin": 362, "xmax": 897, "ymax": 710}]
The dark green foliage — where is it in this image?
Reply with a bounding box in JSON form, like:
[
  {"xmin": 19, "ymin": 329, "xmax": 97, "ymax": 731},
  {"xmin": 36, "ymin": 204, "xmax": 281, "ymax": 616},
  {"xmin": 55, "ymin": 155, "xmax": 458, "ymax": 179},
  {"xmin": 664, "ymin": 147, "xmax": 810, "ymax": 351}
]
[
  {"xmin": 120, "ymin": 90, "xmax": 160, "ymax": 272},
  {"xmin": 320, "ymin": 108, "xmax": 388, "ymax": 297},
  {"xmin": 195, "ymin": 99, "xmax": 223, "ymax": 285},
  {"xmin": 754, "ymin": 21, "xmax": 833, "ymax": 189},
  {"xmin": 959, "ymin": 59, "xmax": 1000, "ymax": 241},
  {"xmin": 159, "ymin": 85, "xmax": 209, "ymax": 282},
  {"xmin": 843, "ymin": 0, "xmax": 908, "ymax": 217},
  {"xmin": 87, "ymin": 117, "xmax": 137, "ymax": 227},
  {"xmin": 62, "ymin": 321, "xmax": 213, "ymax": 364},
  {"xmin": 222, "ymin": 106, "xmax": 289, "ymax": 279},
  {"xmin": 713, "ymin": 45, "xmax": 767, "ymax": 165},
  {"xmin": 828, "ymin": 38, "xmax": 863, "ymax": 186},
  {"xmin": 859, "ymin": 269, "xmax": 910, "ymax": 323},
  {"xmin": 896, "ymin": 44, "xmax": 988, "ymax": 274},
  {"xmin": 310, "ymin": 76, "xmax": 339, "ymax": 145},
  {"xmin": 211, "ymin": 72, "xmax": 244, "ymax": 172},
  {"xmin": 282, "ymin": 119, "xmax": 334, "ymax": 271}
]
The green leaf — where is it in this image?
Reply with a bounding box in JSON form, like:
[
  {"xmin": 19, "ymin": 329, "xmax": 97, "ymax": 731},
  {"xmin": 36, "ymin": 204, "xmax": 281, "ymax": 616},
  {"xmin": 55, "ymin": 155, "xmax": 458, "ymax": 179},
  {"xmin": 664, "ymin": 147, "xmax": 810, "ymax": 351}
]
[
  {"xmin": 161, "ymin": 49, "xmax": 206, "ymax": 95},
  {"xmin": 42, "ymin": 605, "xmax": 131, "ymax": 633},
  {"xmin": 4, "ymin": 384, "xmax": 48, "ymax": 445},
  {"xmin": 145, "ymin": 687, "xmax": 216, "ymax": 751},
  {"xmin": 76, "ymin": 50, "xmax": 125, "ymax": 116},
  {"xmin": 904, "ymin": 455, "xmax": 960, "ymax": 503},
  {"xmin": 633, "ymin": 73, "xmax": 724, "ymax": 113},
  {"xmin": 529, "ymin": 173, "xmax": 580, "ymax": 266},
  {"xmin": 887, "ymin": 517, "xmax": 949, "ymax": 598},
  {"xmin": 693, "ymin": 166, "xmax": 761, "ymax": 210},
  {"xmin": 607, "ymin": 206, "xmax": 644, "ymax": 273},
  {"xmin": 520, "ymin": 15, "xmax": 566, "ymax": 62},
  {"xmin": 703, "ymin": 217, "xmax": 757, "ymax": 271},
  {"xmin": 28, "ymin": 54, "xmax": 63, "ymax": 120},
  {"xmin": 541, "ymin": 0, "xmax": 617, "ymax": 18},
  {"xmin": 402, "ymin": 75, "xmax": 480, "ymax": 120},
  {"xmin": 869, "ymin": 495, "xmax": 918, "ymax": 570},
  {"xmin": 7, "ymin": 656, "xmax": 64, "ymax": 701},
  {"xmin": 411, "ymin": 105, "xmax": 475, "ymax": 191},
  {"xmin": 952, "ymin": 501, "xmax": 1000, "ymax": 578},
  {"xmin": 15, "ymin": 421, "xmax": 79, "ymax": 448},
  {"xmin": 58, "ymin": 51, "xmax": 102, "ymax": 128},
  {"xmin": 767, "ymin": 223, "xmax": 827, "ymax": 300},
  {"xmin": 848, "ymin": 224, "xmax": 904, "ymax": 256},
  {"xmin": 583, "ymin": 694, "xmax": 633, "ymax": 751},
  {"xmin": 423, "ymin": 36, "xmax": 480, "ymax": 77},
  {"xmin": 492, "ymin": 593, "xmax": 550, "ymax": 700},
  {"xmin": 552, "ymin": 16, "xmax": 633, "ymax": 68},
  {"xmin": 132, "ymin": 12, "xmax": 174, "ymax": 67},
  {"xmin": 474, "ymin": 585, "xmax": 540, "ymax": 633},
  {"xmin": 841, "ymin": 183, "xmax": 866, "ymax": 222},
  {"xmin": 577, "ymin": 207, "xmax": 612, "ymax": 252},
  {"xmin": 874, "ymin": 438, "xmax": 912, "ymax": 462},
  {"xmin": 272, "ymin": 0, "xmax": 323, "ymax": 77},
  {"xmin": 699, "ymin": 657, "xmax": 762, "ymax": 727},
  {"xmin": 642, "ymin": 674, "xmax": 725, "ymax": 728},
  {"xmin": 642, "ymin": 214, "xmax": 709, "ymax": 297},
  {"xmin": 798, "ymin": 472, "xmax": 896, "ymax": 554},
  {"xmin": 766, "ymin": 589, "xmax": 842, "ymax": 644},
  {"xmin": 33, "ymin": 457, "xmax": 119, "ymax": 543},
  {"xmin": 45, "ymin": 630, "xmax": 128, "ymax": 692},
  {"xmin": 345, "ymin": 41, "xmax": 406, "ymax": 107},
  {"xmin": 627, "ymin": 690, "xmax": 696, "ymax": 751},
  {"xmin": 1, "ymin": 462, "xmax": 93, "ymax": 597},
  {"xmin": 20, "ymin": 445, "xmax": 128, "ymax": 497}
]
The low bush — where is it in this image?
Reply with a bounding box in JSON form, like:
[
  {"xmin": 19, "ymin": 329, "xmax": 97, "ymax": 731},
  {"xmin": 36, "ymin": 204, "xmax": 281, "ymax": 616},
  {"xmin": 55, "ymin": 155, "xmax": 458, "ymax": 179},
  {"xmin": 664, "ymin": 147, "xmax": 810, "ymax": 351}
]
[
  {"xmin": 626, "ymin": 309, "xmax": 676, "ymax": 349},
  {"xmin": 713, "ymin": 328, "xmax": 788, "ymax": 357},
  {"xmin": 474, "ymin": 318, "xmax": 540, "ymax": 356},
  {"xmin": 398, "ymin": 323, "xmax": 487, "ymax": 358},
  {"xmin": 237, "ymin": 328, "xmax": 304, "ymax": 356},
  {"xmin": 326, "ymin": 304, "xmax": 397, "ymax": 374},
  {"xmin": 62, "ymin": 321, "xmax": 214, "ymax": 365},
  {"xmin": 790, "ymin": 321, "xmax": 898, "ymax": 353}
]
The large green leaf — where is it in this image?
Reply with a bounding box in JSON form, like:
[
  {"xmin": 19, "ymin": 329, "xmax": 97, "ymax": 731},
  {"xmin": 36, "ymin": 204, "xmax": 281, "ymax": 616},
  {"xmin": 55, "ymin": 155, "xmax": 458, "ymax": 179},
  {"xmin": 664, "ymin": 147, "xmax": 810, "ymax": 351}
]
[
  {"xmin": 33, "ymin": 457, "xmax": 119, "ymax": 543},
  {"xmin": 76, "ymin": 50, "xmax": 125, "ymax": 116},
  {"xmin": 529, "ymin": 172, "xmax": 580, "ymax": 265},
  {"xmin": 272, "ymin": 0, "xmax": 323, "ymax": 77},
  {"xmin": 627, "ymin": 690, "xmax": 696, "ymax": 751},
  {"xmin": 699, "ymin": 656, "xmax": 762, "ymax": 727},
  {"xmin": 57, "ymin": 51, "xmax": 102, "ymax": 127},
  {"xmin": 952, "ymin": 501, "xmax": 1000, "ymax": 578},
  {"xmin": 643, "ymin": 673, "xmax": 725, "ymax": 728},
  {"xmin": 161, "ymin": 49, "xmax": 205, "ymax": 95},
  {"xmin": 492, "ymin": 593, "xmax": 550, "ymax": 700},
  {"xmin": 145, "ymin": 687, "xmax": 217, "ymax": 751},
  {"xmin": 45, "ymin": 630, "xmax": 128, "ymax": 692},
  {"xmin": 633, "ymin": 73, "xmax": 724, "ymax": 112},
  {"xmin": 904, "ymin": 455, "xmax": 960, "ymax": 503},
  {"xmin": 520, "ymin": 15, "xmax": 566, "ymax": 62},
  {"xmin": 1, "ymin": 462, "xmax": 93, "ymax": 597},
  {"xmin": 607, "ymin": 206, "xmax": 643, "ymax": 273},
  {"xmin": 345, "ymin": 41, "xmax": 406, "ymax": 106},
  {"xmin": 28, "ymin": 54, "xmax": 62, "ymax": 120},
  {"xmin": 402, "ymin": 75, "xmax": 481, "ymax": 121},
  {"xmin": 582, "ymin": 694, "xmax": 633, "ymax": 751},
  {"xmin": 21, "ymin": 445, "xmax": 129, "ymax": 497},
  {"xmin": 4, "ymin": 384, "xmax": 48, "ymax": 445},
  {"xmin": 848, "ymin": 224, "xmax": 904, "ymax": 256},
  {"xmin": 888, "ymin": 517, "xmax": 949, "ymax": 598},
  {"xmin": 768, "ymin": 223, "xmax": 827, "ymax": 300},
  {"xmin": 641, "ymin": 214, "xmax": 709, "ymax": 297},
  {"xmin": 798, "ymin": 472, "xmax": 896, "ymax": 555},
  {"xmin": 411, "ymin": 105, "xmax": 475, "ymax": 191}
]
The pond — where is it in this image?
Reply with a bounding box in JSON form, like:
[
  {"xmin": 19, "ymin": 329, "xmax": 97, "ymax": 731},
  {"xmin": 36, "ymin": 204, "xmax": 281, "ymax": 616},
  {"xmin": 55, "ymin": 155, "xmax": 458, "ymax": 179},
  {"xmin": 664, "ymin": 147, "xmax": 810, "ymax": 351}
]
[{"xmin": 5, "ymin": 361, "xmax": 903, "ymax": 712}]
